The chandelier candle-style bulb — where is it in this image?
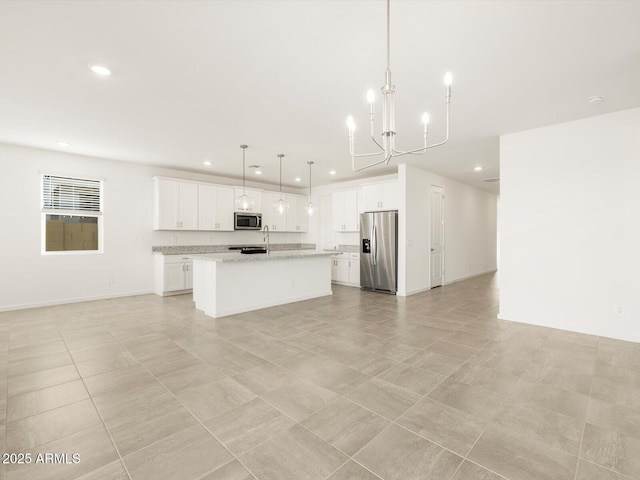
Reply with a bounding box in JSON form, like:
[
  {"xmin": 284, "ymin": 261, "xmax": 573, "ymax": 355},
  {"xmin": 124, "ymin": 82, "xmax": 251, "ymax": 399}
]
[
  {"xmin": 367, "ymin": 89, "xmax": 375, "ymax": 105},
  {"xmin": 444, "ymin": 72, "xmax": 452, "ymax": 102},
  {"xmin": 347, "ymin": 115, "xmax": 356, "ymax": 133},
  {"xmin": 422, "ymin": 112, "xmax": 430, "ymax": 139},
  {"xmin": 346, "ymin": 0, "xmax": 454, "ymax": 172}
]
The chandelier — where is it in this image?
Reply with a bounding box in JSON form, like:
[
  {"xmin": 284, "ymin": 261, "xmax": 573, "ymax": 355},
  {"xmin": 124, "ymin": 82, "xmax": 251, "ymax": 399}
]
[{"xmin": 347, "ymin": 0, "xmax": 453, "ymax": 172}]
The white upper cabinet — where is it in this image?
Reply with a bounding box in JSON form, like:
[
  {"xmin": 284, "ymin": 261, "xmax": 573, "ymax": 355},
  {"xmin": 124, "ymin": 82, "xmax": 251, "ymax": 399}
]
[
  {"xmin": 261, "ymin": 192, "xmax": 308, "ymax": 232},
  {"xmin": 261, "ymin": 191, "xmax": 287, "ymax": 232},
  {"xmin": 332, "ymin": 189, "xmax": 359, "ymax": 232},
  {"xmin": 198, "ymin": 184, "xmax": 235, "ymax": 231},
  {"xmin": 215, "ymin": 186, "xmax": 235, "ymax": 231},
  {"xmin": 154, "ymin": 176, "xmax": 316, "ymax": 233},
  {"xmin": 286, "ymin": 194, "xmax": 309, "ymax": 232},
  {"xmin": 154, "ymin": 178, "xmax": 198, "ymax": 230},
  {"xmin": 234, "ymin": 188, "xmax": 262, "ymax": 213},
  {"xmin": 362, "ymin": 181, "xmax": 399, "ymax": 212}
]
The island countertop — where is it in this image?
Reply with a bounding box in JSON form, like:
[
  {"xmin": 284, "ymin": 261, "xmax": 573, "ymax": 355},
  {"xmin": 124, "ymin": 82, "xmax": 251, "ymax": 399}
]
[{"xmin": 191, "ymin": 250, "xmax": 335, "ymax": 263}]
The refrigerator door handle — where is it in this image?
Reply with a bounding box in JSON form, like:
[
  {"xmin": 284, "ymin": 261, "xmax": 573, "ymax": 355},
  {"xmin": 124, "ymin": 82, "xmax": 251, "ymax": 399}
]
[{"xmin": 372, "ymin": 224, "xmax": 377, "ymax": 266}]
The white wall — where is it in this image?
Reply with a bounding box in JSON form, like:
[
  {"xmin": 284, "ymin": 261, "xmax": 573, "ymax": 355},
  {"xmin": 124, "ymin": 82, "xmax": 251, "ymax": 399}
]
[
  {"xmin": 398, "ymin": 164, "xmax": 498, "ymax": 296},
  {"xmin": 0, "ymin": 143, "xmax": 308, "ymax": 311},
  {"xmin": 499, "ymin": 107, "xmax": 640, "ymax": 342}
]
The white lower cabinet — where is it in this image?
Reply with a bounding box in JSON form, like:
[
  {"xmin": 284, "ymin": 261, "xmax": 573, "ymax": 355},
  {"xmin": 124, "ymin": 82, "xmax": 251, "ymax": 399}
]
[
  {"xmin": 154, "ymin": 254, "xmax": 193, "ymax": 296},
  {"xmin": 330, "ymin": 252, "xmax": 360, "ymax": 287},
  {"xmin": 348, "ymin": 253, "xmax": 360, "ymax": 286}
]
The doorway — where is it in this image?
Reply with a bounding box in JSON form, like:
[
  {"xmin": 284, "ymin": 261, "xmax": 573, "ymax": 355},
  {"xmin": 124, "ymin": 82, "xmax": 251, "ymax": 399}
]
[{"xmin": 430, "ymin": 185, "xmax": 444, "ymax": 288}]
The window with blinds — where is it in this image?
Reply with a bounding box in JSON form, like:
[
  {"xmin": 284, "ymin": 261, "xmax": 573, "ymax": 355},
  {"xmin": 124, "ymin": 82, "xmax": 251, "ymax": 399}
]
[{"xmin": 41, "ymin": 174, "xmax": 103, "ymax": 254}]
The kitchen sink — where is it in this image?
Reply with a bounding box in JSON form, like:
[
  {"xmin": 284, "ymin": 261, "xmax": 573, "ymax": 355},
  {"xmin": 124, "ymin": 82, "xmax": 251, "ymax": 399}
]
[{"xmin": 240, "ymin": 247, "xmax": 268, "ymax": 254}]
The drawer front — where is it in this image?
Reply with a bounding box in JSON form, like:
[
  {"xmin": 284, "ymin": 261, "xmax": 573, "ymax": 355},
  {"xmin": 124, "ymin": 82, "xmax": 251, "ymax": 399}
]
[{"xmin": 164, "ymin": 255, "xmax": 194, "ymax": 264}]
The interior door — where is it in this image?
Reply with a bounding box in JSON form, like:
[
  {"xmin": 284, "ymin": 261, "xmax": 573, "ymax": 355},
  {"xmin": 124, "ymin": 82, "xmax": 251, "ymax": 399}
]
[{"xmin": 430, "ymin": 185, "xmax": 444, "ymax": 288}]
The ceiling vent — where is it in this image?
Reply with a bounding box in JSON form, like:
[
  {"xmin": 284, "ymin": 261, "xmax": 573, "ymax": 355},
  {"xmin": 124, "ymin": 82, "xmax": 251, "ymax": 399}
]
[{"xmin": 483, "ymin": 177, "xmax": 500, "ymax": 183}]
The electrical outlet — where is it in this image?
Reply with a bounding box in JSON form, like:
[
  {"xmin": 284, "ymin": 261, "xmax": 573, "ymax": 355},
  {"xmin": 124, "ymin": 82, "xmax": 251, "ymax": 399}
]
[
  {"xmin": 615, "ymin": 305, "xmax": 625, "ymax": 316},
  {"xmin": 107, "ymin": 277, "xmax": 115, "ymax": 285},
  {"xmin": 208, "ymin": 236, "xmax": 215, "ymax": 242},
  {"xmin": 290, "ymin": 280, "xmax": 295, "ymax": 288},
  {"xmin": 173, "ymin": 235, "xmax": 179, "ymax": 244}
]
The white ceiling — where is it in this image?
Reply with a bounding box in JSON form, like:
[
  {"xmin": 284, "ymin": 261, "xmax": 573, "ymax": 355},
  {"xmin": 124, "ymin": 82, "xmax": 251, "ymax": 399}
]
[{"xmin": 1, "ymin": 1, "xmax": 639, "ymax": 194}]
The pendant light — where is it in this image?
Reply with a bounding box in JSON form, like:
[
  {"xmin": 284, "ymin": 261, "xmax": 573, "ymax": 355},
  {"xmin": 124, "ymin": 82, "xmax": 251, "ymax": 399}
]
[
  {"xmin": 347, "ymin": 0, "xmax": 453, "ymax": 172},
  {"xmin": 306, "ymin": 161, "xmax": 314, "ymax": 216},
  {"xmin": 275, "ymin": 154, "xmax": 287, "ymax": 214},
  {"xmin": 236, "ymin": 144, "xmax": 251, "ymax": 211}
]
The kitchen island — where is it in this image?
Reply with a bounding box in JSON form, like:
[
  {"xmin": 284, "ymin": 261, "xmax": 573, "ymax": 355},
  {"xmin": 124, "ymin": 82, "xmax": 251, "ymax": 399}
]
[{"xmin": 192, "ymin": 250, "xmax": 334, "ymax": 318}]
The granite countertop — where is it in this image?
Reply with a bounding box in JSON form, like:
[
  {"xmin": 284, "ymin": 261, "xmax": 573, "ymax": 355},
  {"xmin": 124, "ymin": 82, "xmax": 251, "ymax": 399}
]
[
  {"xmin": 191, "ymin": 250, "xmax": 335, "ymax": 263},
  {"xmin": 152, "ymin": 243, "xmax": 315, "ymax": 255},
  {"xmin": 323, "ymin": 244, "xmax": 359, "ymax": 253}
]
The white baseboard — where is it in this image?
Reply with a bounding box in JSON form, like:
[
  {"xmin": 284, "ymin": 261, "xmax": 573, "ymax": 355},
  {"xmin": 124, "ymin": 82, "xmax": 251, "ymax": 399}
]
[
  {"xmin": 202, "ymin": 290, "xmax": 334, "ymax": 319},
  {"xmin": 0, "ymin": 289, "xmax": 154, "ymax": 313},
  {"xmin": 331, "ymin": 280, "xmax": 360, "ymax": 288},
  {"xmin": 399, "ymin": 269, "xmax": 498, "ymax": 297},
  {"xmin": 401, "ymin": 286, "xmax": 431, "ymax": 297},
  {"xmin": 444, "ymin": 269, "xmax": 498, "ymax": 286},
  {"xmin": 497, "ymin": 311, "xmax": 640, "ymax": 344}
]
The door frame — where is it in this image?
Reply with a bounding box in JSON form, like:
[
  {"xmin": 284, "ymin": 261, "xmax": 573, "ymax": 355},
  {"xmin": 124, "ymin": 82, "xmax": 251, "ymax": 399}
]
[{"xmin": 430, "ymin": 184, "xmax": 445, "ymax": 287}]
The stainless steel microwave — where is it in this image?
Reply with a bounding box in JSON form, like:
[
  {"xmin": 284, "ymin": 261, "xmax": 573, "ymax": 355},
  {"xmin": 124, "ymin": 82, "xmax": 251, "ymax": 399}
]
[{"xmin": 234, "ymin": 212, "xmax": 262, "ymax": 230}]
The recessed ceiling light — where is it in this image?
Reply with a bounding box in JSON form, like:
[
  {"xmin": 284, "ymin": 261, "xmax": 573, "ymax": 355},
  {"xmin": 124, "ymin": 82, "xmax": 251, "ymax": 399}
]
[
  {"xmin": 255, "ymin": 170, "xmax": 262, "ymax": 175},
  {"xmin": 203, "ymin": 160, "xmax": 212, "ymax": 166},
  {"xmin": 587, "ymin": 95, "xmax": 603, "ymax": 104},
  {"xmin": 474, "ymin": 166, "xmax": 482, "ymax": 171},
  {"xmin": 57, "ymin": 141, "xmax": 70, "ymax": 147},
  {"xmin": 90, "ymin": 65, "xmax": 111, "ymax": 76},
  {"xmin": 329, "ymin": 170, "xmax": 337, "ymax": 175},
  {"xmin": 294, "ymin": 177, "xmax": 301, "ymax": 182}
]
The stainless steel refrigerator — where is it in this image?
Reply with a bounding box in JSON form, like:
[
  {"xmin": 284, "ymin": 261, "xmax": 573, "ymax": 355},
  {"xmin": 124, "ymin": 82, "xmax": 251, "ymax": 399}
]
[{"xmin": 360, "ymin": 210, "xmax": 398, "ymax": 294}]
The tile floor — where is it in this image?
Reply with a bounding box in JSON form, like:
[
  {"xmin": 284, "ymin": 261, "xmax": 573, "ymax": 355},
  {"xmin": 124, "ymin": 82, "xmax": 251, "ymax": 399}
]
[{"xmin": 1, "ymin": 273, "xmax": 639, "ymax": 479}]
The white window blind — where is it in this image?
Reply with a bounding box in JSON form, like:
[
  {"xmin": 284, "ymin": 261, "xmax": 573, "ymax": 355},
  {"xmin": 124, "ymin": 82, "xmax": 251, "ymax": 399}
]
[{"xmin": 42, "ymin": 175, "xmax": 102, "ymax": 213}]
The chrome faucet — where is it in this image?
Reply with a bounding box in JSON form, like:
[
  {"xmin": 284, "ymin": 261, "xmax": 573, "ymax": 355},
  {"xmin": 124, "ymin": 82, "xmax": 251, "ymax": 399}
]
[{"xmin": 262, "ymin": 225, "xmax": 270, "ymax": 255}]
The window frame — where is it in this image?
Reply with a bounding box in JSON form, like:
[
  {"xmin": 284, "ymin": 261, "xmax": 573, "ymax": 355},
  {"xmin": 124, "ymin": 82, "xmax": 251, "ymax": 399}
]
[{"xmin": 40, "ymin": 173, "xmax": 104, "ymax": 256}]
